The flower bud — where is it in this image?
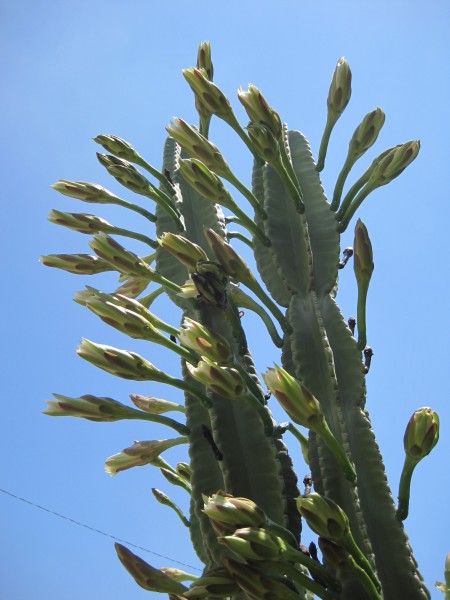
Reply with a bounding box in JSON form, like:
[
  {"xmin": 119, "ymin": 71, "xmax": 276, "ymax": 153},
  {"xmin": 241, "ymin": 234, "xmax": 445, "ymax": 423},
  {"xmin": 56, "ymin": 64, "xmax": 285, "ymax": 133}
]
[
  {"xmin": 48, "ymin": 209, "xmax": 116, "ymax": 235},
  {"xmin": 367, "ymin": 140, "xmax": 420, "ymax": 189},
  {"xmin": 184, "ymin": 569, "xmax": 239, "ymax": 599},
  {"xmin": 105, "ymin": 438, "xmax": 187, "ymax": 475},
  {"xmin": 404, "ymin": 407, "xmax": 439, "ymax": 462},
  {"xmin": 203, "ymin": 227, "xmax": 255, "ymax": 286},
  {"xmin": 130, "ymin": 394, "xmax": 185, "ymax": 414},
  {"xmin": 43, "ymin": 393, "xmax": 133, "ymax": 422},
  {"xmin": 237, "ymin": 84, "xmax": 282, "ymax": 139},
  {"xmin": 263, "ymin": 365, "xmax": 326, "ymax": 430},
  {"xmin": 115, "ymin": 543, "xmax": 188, "ymax": 594},
  {"xmin": 318, "ymin": 537, "xmax": 352, "ymax": 571},
  {"xmin": 158, "ymin": 232, "xmax": 209, "ymax": 271},
  {"xmin": 178, "ymin": 158, "xmax": 234, "ymax": 208},
  {"xmin": 327, "ymin": 57, "xmax": 352, "ymax": 123},
  {"xmin": 246, "ymin": 123, "xmax": 282, "ymax": 164},
  {"xmin": 90, "ymin": 233, "xmax": 153, "ymax": 277},
  {"xmin": 77, "ymin": 338, "xmax": 166, "ymax": 381},
  {"xmin": 296, "ymin": 493, "xmax": 350, "ymax": 544},
  {"xmin": 40, "ymin": 253, "xmax": 113, "ymax": 275},
  {"xmin": 97, "ymin": 153, "xmax": 152, "ymax": 196},
  {"xmin": 219, "ymin": 527, "xmax": 285, "ymax": 561},
  {"xmin": 196, "ymin": 41, "xmax": 213, "ymax": 81},
  {"xmin": 178, "ymin": 317, "xmax": 232, "ymax": 364},
  {"xmin": 186, "ymin": 357, "xmax": 244, "ymax": 399},
  {"xmin": 176, "ymin": 462, "xmax": 191, "ymax": 481},
  {"xmin": 166, "ymin": 119, "xmax": 228, "ymax": 175},
  {"xmin": 353, "ymin": 219, "xmax": 374, "ymax": 284},
  {"xmin": 93, "ymin": 134, "xmax": 140, "ymax": 162},
  {"xmin": 203, "ymin": 492, "xmax": 267, "ymax": 535},
  {"xmin": 191, "ymin": 260, "xmax": 229, "ymax": 308},
  {"xmin": 51, "ymin": 180, "xmax": 119, "ymax": 204},
  {"xmin": 182, "ymin": 67, "xmax": 234, "ymax": 121},
  {"xmin": 348, "ymin": 108, "xmax": 385, "ymax": 163}
]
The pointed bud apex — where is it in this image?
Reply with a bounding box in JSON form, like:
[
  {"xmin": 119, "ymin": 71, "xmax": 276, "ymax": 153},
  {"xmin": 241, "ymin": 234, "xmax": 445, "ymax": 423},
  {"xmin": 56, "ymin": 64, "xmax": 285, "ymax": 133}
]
[
  {"xmin": 43, "ymin": 393, "xmax": 134, "ymax": 422},
  {"xmin": 184, "ymin": 569, "xmax": 239, "ymax": 598},
  {"xmin": 166, "ymin": 119, "xmax": 228, "ymax": 175},
  {"xmin": 48, "ymin": 209, "xmax": 115, "ymax": 235},
  {"xmin": 348, "ymin": 108, "xmax": 385, "ymax": 163},
  {"xmin": 263, "ymin": 365, "xmax": 326, "ymax": 430},
  {"xmin": 176, "ymin": 462, "xmax": 191, "ymax": 481},
  {"xmin": 237, "ymin": 84, "xmax": 282, "ymax": 139},
  {"xmin": 114, "ymin": 275, "xmax": 151, "ymax": 299},
  {"xmin": 159, "ymin": 567, "xmax": 197, "ymax": 583},
  {"xmin": 191, "ymin": 260, "xmax": 228, "ymax": 308},
  {"xmin": 51, "ymin": 180, "xmax": 119, "ymax": 204},
  {"xmin": 130, "ymin": 394, "xmax": 185, "ymax": 414},
  {"xmin": 296, "ymin": 493, "xmax": 350, "ymax": 544},
  {"xmin": 246, "ymin": 123, "xmax": 282, "ymax": 164},
  {"xmin": 367, "ymin": 140, "xmax": 420, "ymax": 189},
  {"xmin": 158, "ymin": 232, "xmax": 209, "ymax": 271},
  {"xmin": 151, "ymin": 488, "xmax": 190, "ymax": 527},
  {"xmin": 183, "ymin": 67, "xmax": 234, "ymax": 121},
  {"xmin": 97, "ymin": 154, "xmax": 153, "ymax": 196},
  {"xmin": 178, "ymin": 158, "xmax": 234, "ymax": 208},
  {"xmin": 203, "ymin": 492, "xmax": 267, "ymax": 536},
  {"xmin": 93, "ymin": 134, "xmax": 141, "ymax": 163},
  {"xmin": 327, "ymin": 58, "xmax": 352, "ymax": 123},
  {"xmin": 105, "ymin": 438, "xmax": 187, "ymax": 475},
  {"xmin": 219, "ymin": 527, "xmax": 285, "ymax": 561},
  {"xmin": 40, "ymin": 253, "xmax": 113, "ymax": 275},
  {"xmin": 404, "ymin": 407, "xmax": 439, "ymax": 461},
  {"xmin": 186, "ymin": 357, "xmax": 244, "ymax": 399},
  {"xmin": 90, "ymin": 233, "xmax": 153, "ymax": 277},
  {"xmin": 353, "ymin": 219, "xmax": 374, "ymax": 284},
  {"xmin": 196, "ymin": 41, "xmax": 213, "ymax": 81},
  {"xmin": 115, "ymin": 544, "xmax": 188, "ymax": 594},
  {"xmin": 178, "ymin": 317, "xmax": 232, "ymax": 364},
  {"xmin": 203, "ymin": 228, "xmax": 255, "ymax": 287},
  {"xmin": 77, "ymin": 338, "xmax": 166, "ymax": 381}
]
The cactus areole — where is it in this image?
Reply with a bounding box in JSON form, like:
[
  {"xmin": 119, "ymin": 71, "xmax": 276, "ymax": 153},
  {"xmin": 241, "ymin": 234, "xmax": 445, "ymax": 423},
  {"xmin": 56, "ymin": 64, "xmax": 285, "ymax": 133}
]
[{"xmin": 43, "ymin": 42, "xmax": 438, "ymax": 599}]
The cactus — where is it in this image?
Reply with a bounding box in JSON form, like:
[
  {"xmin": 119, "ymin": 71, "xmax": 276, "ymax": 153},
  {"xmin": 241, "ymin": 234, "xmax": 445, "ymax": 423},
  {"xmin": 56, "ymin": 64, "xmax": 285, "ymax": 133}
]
[{"xmin": 42, "ymin": 43, "xmax": 441, "ymax": 599}]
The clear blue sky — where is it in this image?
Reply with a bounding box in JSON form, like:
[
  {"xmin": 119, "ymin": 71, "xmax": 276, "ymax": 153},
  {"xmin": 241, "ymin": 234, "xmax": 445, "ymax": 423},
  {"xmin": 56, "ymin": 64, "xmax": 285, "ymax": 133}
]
[{"xmin": 2, "ymin": 1, "xmax": 449, "ymax": 598}]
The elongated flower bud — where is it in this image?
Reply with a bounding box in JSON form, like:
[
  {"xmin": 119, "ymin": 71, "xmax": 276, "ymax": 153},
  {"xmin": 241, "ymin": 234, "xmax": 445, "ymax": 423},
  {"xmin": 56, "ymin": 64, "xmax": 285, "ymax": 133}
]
[
  {"xmin": 219, "ymin": 527, "xmax": 285, "ymax": 561},
  {"xmin": 77, "ymin": 338, "xmax": 166, "ymax": 381},
  {"xmin": 367, "ymin": 140, "xmax": 420, "ymax": 189},
  {"xmin": 94, "ymin": 134, "xmax": 141, "ymax": 162},
  {"xmin": 105, "ymin": 438, "xmax": 187, "ymax": 475},
  {"xmin": 247, "ymin": 123, "xmax": 282, "ymax": 164},
  {"xmin": 90, "ymin": 233, "xmax": 152, "ymax": 277},
  {"xmin": 353, "ymin": 219, "xmax": 374, "ymax": 350},
  {"xmin": 40, "ymin": 253, "xmax": 113, "ymax": 275},
  {"xmin": 51, "ymin": 179, "xmax": 120, "ymax": 203},
  {"xmin": 186, "ymin": 357, "xmax": 244, "ymax": 399},
  {"xmin": 130, "ymin": 394, "xmax": 185, "ymax": 414},
  {"xmin": 183, "ymin": 67, "xmax": 234, "ymax": 121},
  {"xmin": 348, "ymin": 108, "xmax": 385, "ymax": 163},
  {"xmin": 184, "ymin": 569, "xmax": 239, "ymax": 599},
  {"xmin": 43, "ymin": 393, "xmax": 134, "ymax": 422},
  {"xmin": 151, "ymin": 488, "xmax": 190, "ymax": 527},
  {"xmin": 115, "ymin": 543, "xmax": 189, "ymax": 594},
  {"xmin": 327, "ymin": 57, "xmax": 352, "ymax": 124},
  {"xmin": 296, "ymin": 493, "xmax": 350, "ymax": 544},
  {"xmin": 203, "ymin": 492, "xmax": 267, "ymax": 535},
  {"xmin": 97, "ymin": 153, "xmax": 153, "ymax": 196},
  {"xmin": 178, "ymin": 317, "xmax": 232, "ymax": 364},
  {"xmin": 203, "ymin": 227, "xmax": 255, "ymax": 286},
  {"xmin": 404, "ymin": 407, "xmax": 439, "ymax": 462},
  {"xmin": 48, "ymin": 210, "xmax": 116, "ymax": 235},
  {"xmin": 158, "ymin": 232, "xmax": 209, "ymax": 271},
  {"xmin": 166, "ymin": 118, "xmax": 229, "ymax": 175},
  {"xmin": 238, "ymin": 84, "xmax": 282, "ymax": 139},
  {"xmin": 178, "ymin": 158, "xmax": 234, "ymax": 208},
  {"xmin": 196, "ymin": 41, "xmax": 213, "ymax": 81}
]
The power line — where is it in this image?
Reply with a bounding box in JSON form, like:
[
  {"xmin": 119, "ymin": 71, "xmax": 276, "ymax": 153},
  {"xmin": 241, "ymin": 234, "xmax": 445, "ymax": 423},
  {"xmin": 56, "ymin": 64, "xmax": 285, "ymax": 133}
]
[{"xmin": 0, "ymin": 487, "xmax": 202, "ymax": 572}]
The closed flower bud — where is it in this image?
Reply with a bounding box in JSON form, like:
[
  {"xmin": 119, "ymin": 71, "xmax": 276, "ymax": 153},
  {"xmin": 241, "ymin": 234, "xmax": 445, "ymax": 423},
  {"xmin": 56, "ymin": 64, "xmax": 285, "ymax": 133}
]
[
  {"xmin": 219, "ymin": 527, "xmax": 285, "ymax": 561},
  {"xmin": 130, "ymin": 394, "xmax": 185, "ymax": 414},
  {"xmin": 90, "ymin": 233, "xmax": 153, "ymax": 277},
  {"xmin": 348, "ymin": 108, "xmax": 385, "ymax": 163},
  {"xmin": 353, "ymin": 219, "xmax": 374, "ymax": 283},
  {"xmin": 367, "ymin": 140, "xmax": 420, "ymax": 189},
  {"xmin": 182, "ymin": 67, "xmax": 234, "ymax": 121},
  {"xmin": 263, "ymin": 365, "xmax": 326, "ymax": 430},
  {"xmin": 238, "ymin": 84, "xmax": 282, "ymax": 140},
  {"xmin": 40, "ymin": 253, "xmax": 113, "ymax": 275},
  {"xmin": 93, "ymin": 134, "xmax": 140, "ymax": 162},
  {"xmin": 203, "ymin": 492, "xmax": 267, "ymax": 532},
  {"xmin": 105, "ymin": 438, "xmax": 187, "ymax": 476},
  {"xmin": 178, "ymin": 317, "xmax": 233, "ymax": 364},
  {"xmin": 296, "ymin": 493, "xmax": 350, "ymax": 544},
  {"xmin": 327, "ymin": 57, "xmax": 352, "ymax": 123},
  {"xmin": 184, "ymin": 569, "xmax": 239, "ymax": 599},
  {"xmin": 318, "ymin": 537, "xmax": 352, "ymax": 571},
  {"xmin": 48, "ymin": 209, "xmax": 116, "ymax": 235},
  {"xmin": 176, "ymin": 462, "xmax": 191, "ymax": 481},
  {"xmin": 158, "ymin": 232, "xmax": 209, "ymax": 271},
  {"xmin": 404, "ymin": 407, "xmax": 439, "ymax": 461},
  {"xmin": 196, "ymin": 41, "xmax": 213, "ymax": 81},
  {"xmin": 203, "ymin": 227, "xmax": 255, "ymax": 286},
  {"xmin": 43, "ymin": 393, "xmax": 133, "ymax": 422},
  {"xmin": 97, "ymin": 153, "xmax": 153, "ymax": 196},
  {"xmin": 247, "ymin": 123, "xmax": 282, "ymax": 164},
  {"xmin": 178, "ymin": 158, "xmax": 234, "ymax": 208},
  {"xmin": 191, "ymin": 260, "xmax": 229, "ymax": 308},
  {"xmin": 51, "ymin": 179, "xmax": 119, "ymax": 204},
  {"xmin": 166, "ymin": 118, "xmax": 229, "ymax": 176},
  {"xmin": 186, "ymin": 357, "xmax": 244, "ymax": 399}
]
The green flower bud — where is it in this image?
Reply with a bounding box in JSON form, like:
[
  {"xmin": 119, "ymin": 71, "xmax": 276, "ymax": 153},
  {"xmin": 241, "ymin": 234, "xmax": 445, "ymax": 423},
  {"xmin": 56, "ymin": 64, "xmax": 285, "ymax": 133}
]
[
  {"xmin": 114, "ymin": 275, "xmax": 151, "ymax": 299},
  {"xmin": 40, "ymin": 253, "xmax": 113, "ymax": 275},
  {"xmin": 404, "ymin": 407, "xmax": 439, "ymax": 461},
  {"xmin": 48, "ymin": 209, "xmax": 115, "ymax": 235},
  {"xmin": 178, "ymin": 158, "xmax": 234, "ymax": 208},
  {"xmin": 166, "ymin": 118, "xmax": 229, "ymax": 175},
  {"xmin": 105, "ymin": 437, "xmax": 187, "ymax": 475},
  {"xmin": 296, "ymin": 493, "xmax": 350, "ymax": 544},
  {"xmin": 327, "ymin": 57, "xmax": 352, "ymax": 123},
  {"xmin": 191, "ymin": 260, "xmax": 228, "ymax": 308},
  {"xmin": 246, "ymin": 122, "xmax": 282, "ymax": 164},
  {"xmin": 43, "ymin": 393, "xmax": 133, "ymax": 422},
  {"xmin": 237, "ymin": 84, "xmax": 282, "ymax": 139},
  {"xmin": 93, "ymin": 134, "xmax": 141, "ymax": 162},
  {"xmin": 159, "ymin": 567, "xmax": 197, "ymax": 583},
  {"xmin": 348, "ymin": 108, "xmax": 385, "ymax": 163},
  {"xmin": 97, "ymin": 153, "xmax": 153, "ymax": 196},
  {"xmin": 77, "ymin": 338, "xmax": 167, "ymax": 381},
  {"xmin": 89, "ymin": 233, "xmax": 152, "ymax": 277},
  {"xmin": 203, "ymin": 227, "xmax": 255, "ymax": 286},
  {"xmin": 354, "ymin": 219, "xmax": 374, "ymax": 283},
  {"xmin": 151, "ymin": 488, "xmax": 190, "ymax": 527},
  {"xmin": 115, "ymin": 543, "xmax": 189, "ymax": 594},
  {"xmin": 158, "ymin": 232, "xmax": 209, "ymax": 271},
  {"xmin": 219, "ymin": 527, "xmax": 285, "ymax": 561},
  {"xmin": 196, "ymin": 41, "xmax": 213, "ymax": 81},
  {"xmin": 203, "ymin": 492, "xmax": 267, "ymax": 535},
  {"xmin": 51, "ymin": 179, "xmax": 120, "ymax": 203},
  {"xmin": 318, "ymin": 537, "xmax": 352, "ymax": 571},
  {"xmin": 182, "ymin": 67, "xmax": 234, "ymax": 121},
  {"xmin": 186, "ymin": 357, "xmax": 244, "ymax": 399},
  {"xmin": 263, "ymin": 365, "xmax": 326, "ymax": 430},
  {"xmin": 184, "ymin": 569, "xmax": 239, "ymax": 598},
  {"xmin": 367, "ymin": 140, "xmax": 420, "ymax": 190},
  {"xmin": 178, "ymin": 317, "xmax": 233, "ymax": 364},
  {"xmin": 130, "ymin": 394, "xmax": 185, "ymax": 414}
]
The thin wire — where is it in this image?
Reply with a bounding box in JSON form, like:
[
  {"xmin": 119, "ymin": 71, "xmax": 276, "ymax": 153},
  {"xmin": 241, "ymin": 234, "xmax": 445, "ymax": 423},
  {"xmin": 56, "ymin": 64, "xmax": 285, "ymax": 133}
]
[{"xmin": 0, "ymin": 487, "xmax": 202, "ymax": 572}]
